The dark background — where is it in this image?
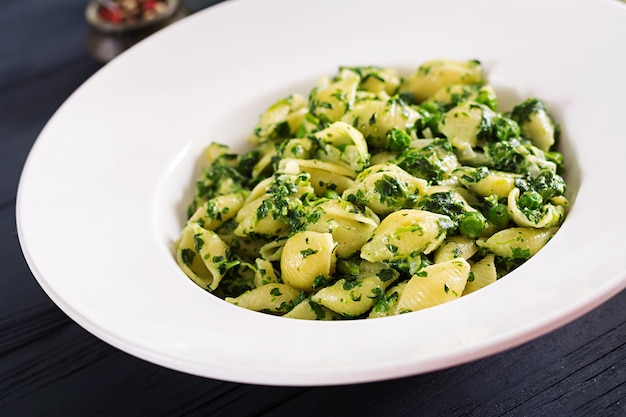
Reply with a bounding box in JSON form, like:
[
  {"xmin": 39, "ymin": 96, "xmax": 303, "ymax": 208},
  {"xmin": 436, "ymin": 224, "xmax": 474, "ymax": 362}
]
[{"xmin": 1, "ymin": 1, "xmax": 625, "ymax": 415}]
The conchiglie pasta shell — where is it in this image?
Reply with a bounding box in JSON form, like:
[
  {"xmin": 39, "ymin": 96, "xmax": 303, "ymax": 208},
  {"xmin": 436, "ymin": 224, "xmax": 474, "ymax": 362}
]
[
  {"xmin": 282, "ymin": 299, "xmax": 342, "ymax": 320},
  {"xmin": 310, "ymin": 72, "xmax": 359, "ymax": 122},
  {"xmin": 284, "ymin": 107, "xmax": 317, "ymax": 139},
  {"xmin": 254, "ymin": 258, "xmax": 280, "ymax": 287},
  {"xmin": 456, "ymin": 168, "xmax": 520, "ymax": 198},
  {"xmin": 304, "ymin": 199, "xmax": 379, "ymax": 258},
  {"xmin": 368, "ymin": 281, "xmax": 408, "ymax": 318},
  {"xmin": 360, "ymin": 209, "xmax": 452, "ymax": 262},
  {"xmin": 176, "ymin": 224, "xmax": 231, "ymax": 291},
  {"xmin": 401, "ymin": 59, "xmax": 485, "ymax": 103},
  {"xmin": 203, "ymin": 143, "xmax": 229, "ymax": 165},
  {"xmin": 252, "ymin": 94, "xmax": 307, "ymax": 142},
  {"xmin": 464, "ymin": 254, "xmax": 497, "ymax": 295},
  {"xmin": 245, "ymin": 176, "xmax": 274, "ymax": 203},
  {"xmin": 279, "ymin": 158, "xmax": 356, "ymax": 179},
  {"xmin": 258, "ymin": 238, "xmax": 287, "ymax": 261},
  {"xmin": 311, "ymin": 275, "xmax": 389, "ymax": 318},
  {"xmin": 357, "ymin": 66, "xmax": 401, "ymax": 95},
  {"xmin": 507, "ymin": 188, "xmax": 565, "ymax": 228},
  {"xmin": 370, "ymin": 151, "xmax": 397, "ymax": 165},
  {"xmin": 342, "ymin": 163, "xmax": 428, "ymax": 216},
  {"xmin": 245, "ymin": 172, "xmax": 314, "ymax": 204},
  {"xmin": 433, "ymin": 235, "xmax": 478, "ymax": 263},
  {"xmin": 342, "ymin": 98, "xmax": 421, "ymax": 148},
  {"xmin": 225, "ymin": 283, "xmax": 302, "ymax": 315},
  {"xmin": 188, "ymin": 192, "xmax": 246, "ymax": 231},
  {"xmin": 520, "ymin": 111, "xmax": 555, "ymax": 152},
  {"xmin": 426, "ymin": 83, "xmax": 494, "ymax": 108},
  {"xmin": 281, "ymin": 231, "xmax": 337, "ymax": 292},
  {"xmin": 477, "ymin": 227, "xmax": 557, "ymax": 258},
  {"xmin": 234, "ymin": 195, "xmax": 290, "ymax": 237},
  {"xmin": 423, "ymin": 185, "xmax": 477, "ymax": 212},
  {"xmin": 313, "ymin": 121, "xmax": 369, "ymax": 173},
  {"xmin": 439, "ymin": 102, "xmax": 484, "ymax": 153},
  {"xmin": 280, "ymin": 159, "xmax": 355, "ymax": 196},
  {"xmin": 279, "ymin": 138, "xmax": 314, "ymax": 161},
  {"xmin": 251, "ymin": 145, "xmax": 277, "ymax": 179},
  {"xmin": 396, "ymin": 258, "xmax": 470, "ymax": 313}
]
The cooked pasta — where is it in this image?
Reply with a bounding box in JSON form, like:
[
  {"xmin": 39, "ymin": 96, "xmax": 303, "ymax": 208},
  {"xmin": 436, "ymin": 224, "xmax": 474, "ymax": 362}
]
[{"xmin": 175, "ymin": 59, "xmax": 569, "ymax": 319}]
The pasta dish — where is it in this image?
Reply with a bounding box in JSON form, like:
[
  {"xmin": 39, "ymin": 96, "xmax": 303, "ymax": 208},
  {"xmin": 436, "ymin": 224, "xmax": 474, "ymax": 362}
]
[{"xmin": 175, "ymin": 59, "xmax": 568, "ymax": 320}]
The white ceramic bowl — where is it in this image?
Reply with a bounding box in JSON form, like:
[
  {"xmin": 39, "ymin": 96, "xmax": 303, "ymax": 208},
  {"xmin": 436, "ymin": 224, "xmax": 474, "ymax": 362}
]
[{"xmin": 17, "ymin": 0, "xmax": 626, "ymax": 386}]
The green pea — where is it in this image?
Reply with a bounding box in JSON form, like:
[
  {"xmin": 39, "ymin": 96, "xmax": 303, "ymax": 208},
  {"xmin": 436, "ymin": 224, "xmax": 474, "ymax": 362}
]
[
  {"xmin": 487, "ymin": 204, "xmax": 510, "ymax": 228},
  {"xmin": 459, "ymin": 212, "xmax": 486, "ymax": 238},
  {"xmin": 518, "ymin": 190, "xmax": 543, "ymax": 210},
  {"xmin": 545, "ymin": 151, "xmax": 564, "ymax": 167},
  {"xmin": 323, "ymin": 190, "xmax": 339, "ymax": 199}
]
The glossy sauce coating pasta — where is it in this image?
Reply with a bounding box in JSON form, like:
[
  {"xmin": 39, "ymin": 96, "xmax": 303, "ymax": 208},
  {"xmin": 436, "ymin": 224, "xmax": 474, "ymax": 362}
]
[{"xmin": 175, "ymin": 59, "xmax": 568, "ymax": 319}]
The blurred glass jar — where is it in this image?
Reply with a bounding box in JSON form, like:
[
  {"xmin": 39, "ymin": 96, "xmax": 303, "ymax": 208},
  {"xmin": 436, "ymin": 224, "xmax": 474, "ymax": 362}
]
[{"xmin": 85, "ymin": 0, "xmax": 188, "ymax": 62}]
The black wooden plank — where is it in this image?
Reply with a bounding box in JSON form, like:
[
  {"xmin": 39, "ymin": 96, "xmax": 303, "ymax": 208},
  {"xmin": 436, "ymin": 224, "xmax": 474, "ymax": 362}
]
[
  {"xmin": 0, "ymin": 204, "xmax": 53, "ymax": 314},
  {"xmin": 7, "ymin": 292, "xmax": 618, "ymax": 417},
  {"xmin": 1, "ymin": 1, "xmax": 625, "ymax": 417},
  {"xmin": 0, "ymin": 313, "xmax": 306, "ymax": 417},
  {"xmin": 0, "ymin": 0, "xmax": 94, "ymax": 92},
  {"xmin": 259, "ymin": 291, "xmax": 626, "ymax": 417},
  {"xmin": 0, "ymin": 58, "xmax": 102, "ymax": 207},
  {"xmin": 0, "ymin": 304, "xmax": 70, "ymax": 357}
]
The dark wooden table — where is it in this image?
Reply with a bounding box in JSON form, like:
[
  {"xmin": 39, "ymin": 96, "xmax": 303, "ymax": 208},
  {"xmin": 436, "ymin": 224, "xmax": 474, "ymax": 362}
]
[{"xmin": 1, "ymin": 1, "xmax": 625, "ymax": 416}]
